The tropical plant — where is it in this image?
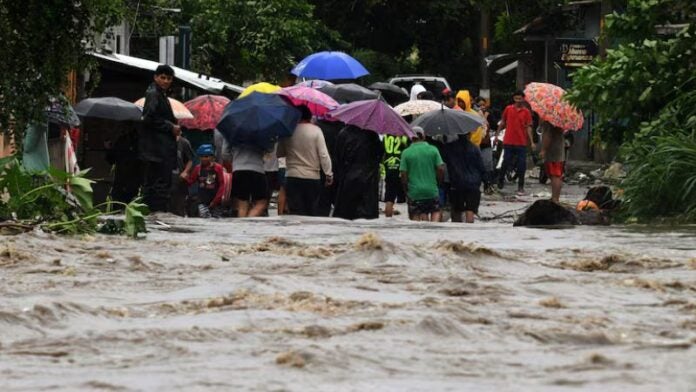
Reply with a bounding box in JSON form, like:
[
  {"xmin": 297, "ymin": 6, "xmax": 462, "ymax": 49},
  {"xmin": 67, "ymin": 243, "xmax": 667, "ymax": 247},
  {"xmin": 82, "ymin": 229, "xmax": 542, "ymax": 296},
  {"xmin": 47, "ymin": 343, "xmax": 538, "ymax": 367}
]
[
  {"xmin": 619, "ymin": 91, "xmax": 696, "ymax": 221},
  {"xmin": 0, "ymin": 156, "xmax": 148, "ymax": 236},
  {"xmin": 566, "ymin": 0, "xmax": 696, "ymax": 221}
]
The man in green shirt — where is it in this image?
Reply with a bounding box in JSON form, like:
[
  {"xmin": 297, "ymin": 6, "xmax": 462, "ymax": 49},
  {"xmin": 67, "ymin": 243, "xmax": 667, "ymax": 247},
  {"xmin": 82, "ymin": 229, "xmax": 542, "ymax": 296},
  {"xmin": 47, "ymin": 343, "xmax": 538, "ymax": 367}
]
[{"xmin": 399, "ymin": 127, "xmax": 445, "ymax": 221}]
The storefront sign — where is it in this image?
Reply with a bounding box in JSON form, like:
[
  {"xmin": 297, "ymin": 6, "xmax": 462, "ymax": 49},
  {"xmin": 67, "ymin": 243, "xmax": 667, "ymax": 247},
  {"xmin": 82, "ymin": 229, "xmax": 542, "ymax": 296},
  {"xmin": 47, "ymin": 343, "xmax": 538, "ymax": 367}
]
[{"xmin": 556, "ymin": 39, "xmax": 598, "ymax": 68}]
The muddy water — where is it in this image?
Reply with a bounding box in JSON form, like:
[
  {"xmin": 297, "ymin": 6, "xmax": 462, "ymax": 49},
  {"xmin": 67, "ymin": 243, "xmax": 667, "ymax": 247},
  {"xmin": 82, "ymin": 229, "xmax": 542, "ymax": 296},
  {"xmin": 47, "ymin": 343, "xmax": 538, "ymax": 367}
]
[{"xmin": 1, "ymin": 216, "xmax": 695, "ymax": 391}]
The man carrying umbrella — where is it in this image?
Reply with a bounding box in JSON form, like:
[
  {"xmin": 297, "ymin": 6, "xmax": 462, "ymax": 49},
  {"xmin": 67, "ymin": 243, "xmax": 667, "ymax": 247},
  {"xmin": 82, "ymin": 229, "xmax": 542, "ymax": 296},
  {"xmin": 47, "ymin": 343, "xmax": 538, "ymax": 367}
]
[
  {"xmin": 140, "ymin": 64, "xmax": 181, "ymax": 212},
  {"xmin": 496, "ymin": 90, "xmax": 535, "ymax": 196}
]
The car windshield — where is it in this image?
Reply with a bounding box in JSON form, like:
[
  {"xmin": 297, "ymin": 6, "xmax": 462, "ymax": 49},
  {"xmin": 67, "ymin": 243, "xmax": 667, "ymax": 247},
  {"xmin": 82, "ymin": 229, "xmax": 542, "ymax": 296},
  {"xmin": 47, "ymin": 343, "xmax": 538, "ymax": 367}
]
[{"xmin": 391, "ymin": 80, "xmax": 448, "ymax": 100}]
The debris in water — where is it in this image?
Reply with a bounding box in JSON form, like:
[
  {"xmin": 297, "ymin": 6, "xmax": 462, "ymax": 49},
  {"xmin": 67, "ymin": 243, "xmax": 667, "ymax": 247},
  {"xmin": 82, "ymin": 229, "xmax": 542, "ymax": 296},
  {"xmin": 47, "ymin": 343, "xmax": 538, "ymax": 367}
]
[
  {"xmin": 539, "ymin": 297, "xmax": 565, "ymax": 308},
  {"xmin": 276, "ymin": 350, "xmax": 307, "ymax": 368},
  {"xmin": 354, "ymin": 232, "xmax": 383, "ymax": 251},
  {"xmin": 349, "ymin": 321, "xmax": 385, "ymax": 332},
  {"xmin": 433, "ymin": 240, "xmax": 502, "ymax": 257}
]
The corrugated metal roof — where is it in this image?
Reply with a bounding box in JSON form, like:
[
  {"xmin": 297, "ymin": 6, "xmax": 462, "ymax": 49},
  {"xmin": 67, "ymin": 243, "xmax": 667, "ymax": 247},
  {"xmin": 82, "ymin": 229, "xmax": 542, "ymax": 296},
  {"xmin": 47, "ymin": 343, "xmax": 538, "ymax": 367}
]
[{"xmin": 91, "ymin": 52, "xmax": 244, "ymax": 95}]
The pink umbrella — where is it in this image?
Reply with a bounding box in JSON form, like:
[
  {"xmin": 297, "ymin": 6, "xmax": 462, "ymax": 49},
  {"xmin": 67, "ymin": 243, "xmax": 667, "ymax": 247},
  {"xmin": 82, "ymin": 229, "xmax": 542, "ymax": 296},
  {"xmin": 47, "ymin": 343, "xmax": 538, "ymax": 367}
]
[
  {"xmin": 278, "ymin": 85, "xmax": 339, "ymax": 117},
  {"xmin": 325, "ymin": 99, "xmax": 414, "ymax": 137},
  {"xmin": 523, "ymin": 82, "xmax": 584, "ymax": 131}
]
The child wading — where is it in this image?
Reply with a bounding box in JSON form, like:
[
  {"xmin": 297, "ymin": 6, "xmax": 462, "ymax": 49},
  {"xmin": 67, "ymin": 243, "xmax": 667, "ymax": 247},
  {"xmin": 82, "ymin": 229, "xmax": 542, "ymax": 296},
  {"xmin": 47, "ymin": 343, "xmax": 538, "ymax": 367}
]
[{"xmin": 187, "ymin": 144, "xmax": 225, "ymax": 218}]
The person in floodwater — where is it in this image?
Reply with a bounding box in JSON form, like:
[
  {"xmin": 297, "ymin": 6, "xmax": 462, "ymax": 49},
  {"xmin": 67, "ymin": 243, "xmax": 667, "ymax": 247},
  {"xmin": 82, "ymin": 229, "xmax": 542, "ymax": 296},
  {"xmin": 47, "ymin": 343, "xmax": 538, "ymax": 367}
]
[
  {"xmin": 186, "ymin": 144, "xmax": 225, "ymax": 218},
  {"xmin": 332, "ymin": 125, "xmax": 383, "ymax": 220},
  {"xmin": 496, "ymin": 90, "xmax": 535, "ymax": 196},
  {"xmin": 382, "ymin": 133, "xmax": 410, "ymax": 217},
  {"xmin": 400, "ymin": 126, "xmax": 445, "ymax": 222},
  {"xmin": 230, "ymin": 142, "xmax": 269, "ymax": 218},
  {"xmin": 539, "ymin": 120, "xmax": 565, "ymax": 203},
  {"xmin": 440, "ymin": 133, "xmax": 486, "ymax": 223},
  {"xmin": 140, "ymin": 64, "xmax": 180, "ymax": 212},
  {"xmin": 277, "ymin": 105, "xmax": 333, "ymax": 216}
]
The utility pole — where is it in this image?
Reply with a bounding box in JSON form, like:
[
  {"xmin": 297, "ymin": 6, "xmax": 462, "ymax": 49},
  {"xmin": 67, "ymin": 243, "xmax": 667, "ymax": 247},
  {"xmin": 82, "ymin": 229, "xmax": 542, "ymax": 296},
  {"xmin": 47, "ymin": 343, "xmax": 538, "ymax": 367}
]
[{"xmin": 479, "ymin": 4, "xmax": 490, "ymax": 100}]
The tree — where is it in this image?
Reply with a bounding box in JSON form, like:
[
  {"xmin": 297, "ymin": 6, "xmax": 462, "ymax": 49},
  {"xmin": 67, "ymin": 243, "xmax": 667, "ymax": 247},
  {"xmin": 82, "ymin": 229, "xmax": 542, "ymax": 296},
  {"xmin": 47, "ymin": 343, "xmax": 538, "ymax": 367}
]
[
  {"xmin": 566, "ymin": 0, "xmax": 696, "ymax": 220},
  {"xmin": 0, "ymin": 0, "xmax": 123, "ymax": 149},
  {"xmin": 187, "ymin": 0, "xmax": 341, "ymax": 83}
]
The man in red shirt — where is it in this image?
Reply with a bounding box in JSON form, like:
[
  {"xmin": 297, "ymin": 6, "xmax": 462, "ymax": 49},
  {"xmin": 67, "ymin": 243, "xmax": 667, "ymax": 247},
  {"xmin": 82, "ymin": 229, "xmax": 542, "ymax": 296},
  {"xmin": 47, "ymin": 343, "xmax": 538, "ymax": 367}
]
[{"xmin": 496, "ymin": 90, "xmax": 535, "ymax": 195}]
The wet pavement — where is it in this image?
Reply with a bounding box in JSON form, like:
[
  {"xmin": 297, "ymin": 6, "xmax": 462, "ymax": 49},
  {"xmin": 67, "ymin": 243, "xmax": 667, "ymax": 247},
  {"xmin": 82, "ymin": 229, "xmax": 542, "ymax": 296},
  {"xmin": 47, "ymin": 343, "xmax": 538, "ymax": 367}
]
[{"xmin": 1, "ymin": 183, "xmax": 695, "ymax": 391}]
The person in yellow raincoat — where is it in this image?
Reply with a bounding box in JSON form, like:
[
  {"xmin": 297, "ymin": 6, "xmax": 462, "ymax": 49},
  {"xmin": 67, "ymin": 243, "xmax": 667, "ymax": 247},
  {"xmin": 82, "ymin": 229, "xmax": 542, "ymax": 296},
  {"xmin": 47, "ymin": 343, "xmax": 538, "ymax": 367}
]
[{"xmin": 454, "ymin": 90, "xmax": 486, "ymax": 147}]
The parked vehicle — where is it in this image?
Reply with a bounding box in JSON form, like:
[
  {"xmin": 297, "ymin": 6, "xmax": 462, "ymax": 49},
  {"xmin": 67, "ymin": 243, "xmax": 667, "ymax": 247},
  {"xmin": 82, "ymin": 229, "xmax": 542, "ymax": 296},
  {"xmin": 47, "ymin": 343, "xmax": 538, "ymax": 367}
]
[{"xmin": 387, "ymin": 75, "xmax": 451, "ymax": 100}]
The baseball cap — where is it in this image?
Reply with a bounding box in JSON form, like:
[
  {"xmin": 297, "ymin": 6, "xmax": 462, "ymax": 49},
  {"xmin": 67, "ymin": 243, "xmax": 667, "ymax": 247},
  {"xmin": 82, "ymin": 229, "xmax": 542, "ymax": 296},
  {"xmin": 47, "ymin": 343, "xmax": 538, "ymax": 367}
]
[{"xmin": 197, "ymin": 144, "xmax": 214, "ymax": 156}]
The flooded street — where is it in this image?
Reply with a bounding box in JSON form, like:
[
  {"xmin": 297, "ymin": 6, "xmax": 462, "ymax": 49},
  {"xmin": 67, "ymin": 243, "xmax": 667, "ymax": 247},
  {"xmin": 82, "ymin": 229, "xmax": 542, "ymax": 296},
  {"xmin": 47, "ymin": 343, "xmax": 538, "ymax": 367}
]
[{"xmin": 1, "ymin": 189, "xmax": 696, "ymax": 391}]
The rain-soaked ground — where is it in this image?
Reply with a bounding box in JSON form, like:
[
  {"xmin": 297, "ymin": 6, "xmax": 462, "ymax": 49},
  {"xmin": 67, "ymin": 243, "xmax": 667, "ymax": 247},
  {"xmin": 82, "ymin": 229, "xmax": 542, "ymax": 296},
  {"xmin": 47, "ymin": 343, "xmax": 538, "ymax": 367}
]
[{"xmin": 1, "ymin": 183, "xmax": 695, "ymax": 391}]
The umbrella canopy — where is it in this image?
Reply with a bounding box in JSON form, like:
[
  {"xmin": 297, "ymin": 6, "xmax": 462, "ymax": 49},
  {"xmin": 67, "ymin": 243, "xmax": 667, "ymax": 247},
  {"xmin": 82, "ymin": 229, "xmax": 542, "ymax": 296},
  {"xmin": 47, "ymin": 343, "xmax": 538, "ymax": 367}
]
[
  {"xmin": 393, "ymin": 99, "xmax": 442, "ymax": 117},
  {"xmin": 278, "ymin": 85, "xmax": 339, "ymax": 117},
  {"xmin": 45, "ymin": 97, "xmax": 80, "ymax": 127},
  {"xmin": 318, "ymin": 83, "xmax": 379, "ymax": 104},
  {"xmin": 325, "ymin": 99, "xmax": 414, "ymax": 137},
  {"xmin": 296, "ymin": 79, "xmax": 334, "ymax": 89},
  {"xmin": 238, "ymin": 82, "xmax": 281, "ymax": 98},
  {"xmin": 179, "ymin": 94, "xmax": 231, "ymax": 130},
  {"xmin": 524, "ymin": 82, "xmax": 584, "ymax": 131},
  {"xmin": 134, "ymin": 97, "xmax": 194, "ymax": 119},
  {"xmin": 411, "ymin": 107, "xmax": 485, "ymax": 137},
  {"xmin": 291, "ymin": 51, "xmax": 369, "ymax": 80},
  {"xmin": 216, "ymin": 92, "xmax": 301, "ymax": 151},
  {"xmin": 368, "ymin": 82, "xmax": 409, "ymax": 106},
  {"xmin": 75, "ymin": 97, "xmax": 142, "ymax": 121}
]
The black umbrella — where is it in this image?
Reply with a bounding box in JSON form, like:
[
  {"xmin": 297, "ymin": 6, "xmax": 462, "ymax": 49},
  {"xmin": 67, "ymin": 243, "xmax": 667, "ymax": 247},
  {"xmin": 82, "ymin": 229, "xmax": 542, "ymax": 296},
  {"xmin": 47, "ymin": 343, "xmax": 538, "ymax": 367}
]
[
  {"xmin": 368, "ymin": 82, "xmax": 409, "ymax": 106},
  {"xmin": 75, "ymin": 97, "xmax": 143, "ymax": 121},
  {"xmin": 411, "ymin": 108, "xmax": 485, "ymax": 137},
  {"xmin": 318, "ymin": 83, "xmax": 378, "ymax": 104},
  {"xmin": 45, "ymin": 97, "xmax": 80, "ymax": 127}
]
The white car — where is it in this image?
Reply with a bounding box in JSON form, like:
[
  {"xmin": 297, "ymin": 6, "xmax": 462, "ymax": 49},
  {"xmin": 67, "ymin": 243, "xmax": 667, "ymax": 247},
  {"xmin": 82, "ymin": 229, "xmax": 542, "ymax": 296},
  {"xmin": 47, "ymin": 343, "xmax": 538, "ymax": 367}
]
[{"xmin": 387, "ymin": 75, "xmax": 452, "ymax": 100}]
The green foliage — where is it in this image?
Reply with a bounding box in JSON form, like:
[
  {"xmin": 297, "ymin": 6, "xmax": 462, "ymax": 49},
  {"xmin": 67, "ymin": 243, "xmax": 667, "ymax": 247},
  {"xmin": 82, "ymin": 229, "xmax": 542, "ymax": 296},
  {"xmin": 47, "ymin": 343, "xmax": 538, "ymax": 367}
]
[
  {"xmin": 0, "ymin": 0, "xmax": 124, "ymax": 147},
  {"xmin": 0, "ymin": 157, "xmax": 148, "ymax": 236},
  {"xmin": 565, "ymin": 0, "xmax": 696, "ymax": 145},
  {"xmin": 619, "ymin": 91, "xmax": 696, "ymax": 221},
  {"xmin": 565, "ymin": 0, "xmax": 696, "ymax": 221},
  {"xmin": 188, "ymin": 0, "xmax": 341, "ymax": 83}
]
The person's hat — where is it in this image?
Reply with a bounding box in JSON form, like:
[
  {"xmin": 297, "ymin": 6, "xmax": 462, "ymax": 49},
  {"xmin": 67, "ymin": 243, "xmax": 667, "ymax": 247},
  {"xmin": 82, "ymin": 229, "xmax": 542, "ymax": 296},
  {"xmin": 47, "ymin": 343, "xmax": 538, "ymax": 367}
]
[
  {"xmin": 197, "ymin": 144, "xmax": 214, "ymax": 156},
  {"xmin": 442, "ymin": 88, "xmax": 453, "ymax": 98},
  {"xmin": 412, "ymin": 126, "xmax": 425, "ymax": 138}
]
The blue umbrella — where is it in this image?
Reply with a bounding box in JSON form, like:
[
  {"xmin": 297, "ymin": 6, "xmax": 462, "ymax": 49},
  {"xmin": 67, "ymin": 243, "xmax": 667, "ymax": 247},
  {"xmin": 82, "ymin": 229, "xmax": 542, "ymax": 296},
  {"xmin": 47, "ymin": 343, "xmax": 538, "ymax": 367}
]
[
  {"xmin": 216, "ymin": 92, "xmax": 301, "ymax": 151},
  {"xmin": 291, "ymin": 51, "xmax": 369, "ymax": 80}
]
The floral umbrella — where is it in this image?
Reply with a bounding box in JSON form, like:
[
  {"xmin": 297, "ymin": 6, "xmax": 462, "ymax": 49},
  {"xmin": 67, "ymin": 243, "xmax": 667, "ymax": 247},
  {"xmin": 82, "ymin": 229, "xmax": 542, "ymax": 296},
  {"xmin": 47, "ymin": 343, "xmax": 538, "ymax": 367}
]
[
  {"xmin": 393, "ymin": 99, "xmax": 442, "ymax": 117},
  {"xmin": 278, "ymin": 85, "xmax": 339, "ymax": 117},
  {"xmin": 179, "ymin": 95, "xmax": 231, "ymax": 130},
  {"xmin": 134, "ymin": 97, "xmax": 194, "ymax": 119},
  {"xmin": 523, "ymin": 82, "xmax": 584, "ymax": 131}
]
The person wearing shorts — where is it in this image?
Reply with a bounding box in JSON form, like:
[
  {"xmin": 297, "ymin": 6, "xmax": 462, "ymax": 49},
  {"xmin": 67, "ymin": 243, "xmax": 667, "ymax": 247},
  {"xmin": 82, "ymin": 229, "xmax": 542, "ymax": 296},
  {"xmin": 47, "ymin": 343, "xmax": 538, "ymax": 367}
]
[
  {"xmin": 441, "ymin": 134, "xmax": 486, "ymax": 223},
  {"xmin": 231, "ymin": 145, "xmax": 269, "ymax": 217},
  {"xmin": 382, "ymin": 134, "xmax": 410, "ymax": 217},
  {"xmin": 540, "ymin": 120, "xmax": 565, "ymax": 203},
  {"xmin": 399, "ymin": 127, "xmax": 445, "ymax": 222}
]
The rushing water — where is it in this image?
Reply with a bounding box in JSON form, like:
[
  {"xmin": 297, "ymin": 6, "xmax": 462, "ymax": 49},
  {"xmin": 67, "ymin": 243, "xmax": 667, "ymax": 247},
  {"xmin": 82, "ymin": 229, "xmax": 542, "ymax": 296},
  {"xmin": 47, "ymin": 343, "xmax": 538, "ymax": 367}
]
[{"xmin": 1, "ymin": 212, "xmax": 695, "ymax": 391}]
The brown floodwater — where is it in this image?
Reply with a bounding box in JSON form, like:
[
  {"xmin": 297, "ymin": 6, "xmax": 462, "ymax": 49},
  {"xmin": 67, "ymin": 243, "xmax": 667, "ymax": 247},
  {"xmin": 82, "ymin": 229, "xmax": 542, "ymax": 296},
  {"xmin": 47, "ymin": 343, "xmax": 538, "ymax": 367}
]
[{"xmin": 1, "ymin": 214, "xmax": 695, "ymax": 391}]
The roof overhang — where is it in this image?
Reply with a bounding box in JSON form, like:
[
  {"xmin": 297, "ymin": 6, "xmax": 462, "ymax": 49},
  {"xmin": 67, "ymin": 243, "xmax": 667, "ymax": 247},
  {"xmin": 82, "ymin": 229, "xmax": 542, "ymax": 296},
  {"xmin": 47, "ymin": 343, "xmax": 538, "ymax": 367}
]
[{"xmin": 91, "ymin": 52, "xmax": 244, "ymax": 95}]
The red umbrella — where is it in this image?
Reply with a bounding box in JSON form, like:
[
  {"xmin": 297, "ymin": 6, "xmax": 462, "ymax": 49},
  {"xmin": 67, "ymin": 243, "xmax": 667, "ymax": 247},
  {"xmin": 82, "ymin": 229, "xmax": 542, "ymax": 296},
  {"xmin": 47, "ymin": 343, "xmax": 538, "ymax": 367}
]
[
  {"xmin": 523, "ymin": 83, "xmax": 584, "ymax": 131},
  {"xmin": 179, "ymin": 94, "xmax": 231, "ymax": 130}
]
